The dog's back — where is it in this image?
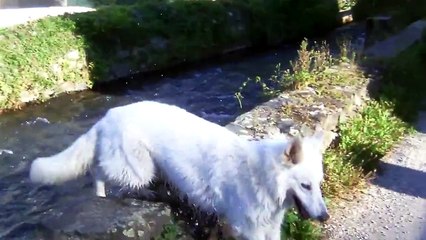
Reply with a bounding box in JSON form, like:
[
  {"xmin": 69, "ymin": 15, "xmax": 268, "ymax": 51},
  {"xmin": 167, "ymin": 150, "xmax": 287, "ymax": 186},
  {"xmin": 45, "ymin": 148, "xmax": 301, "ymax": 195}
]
[{"xmin": 96, "ymin": 101, "xmax": 259, "ymax": 210}]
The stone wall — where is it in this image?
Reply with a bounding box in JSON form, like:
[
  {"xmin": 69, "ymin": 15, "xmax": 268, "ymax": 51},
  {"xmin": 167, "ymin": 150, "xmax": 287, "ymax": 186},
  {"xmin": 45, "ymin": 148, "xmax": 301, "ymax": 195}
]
[{"xmin": 226, "ymin": 63, "xmax": 372, "ymax": 151}]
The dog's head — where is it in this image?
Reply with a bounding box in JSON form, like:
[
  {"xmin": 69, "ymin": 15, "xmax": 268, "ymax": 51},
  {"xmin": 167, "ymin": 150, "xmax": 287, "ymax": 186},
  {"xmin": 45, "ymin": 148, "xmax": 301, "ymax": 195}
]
[{"xmin": 281, "ymin": 130, "xmax": 329, "ymax": 222}]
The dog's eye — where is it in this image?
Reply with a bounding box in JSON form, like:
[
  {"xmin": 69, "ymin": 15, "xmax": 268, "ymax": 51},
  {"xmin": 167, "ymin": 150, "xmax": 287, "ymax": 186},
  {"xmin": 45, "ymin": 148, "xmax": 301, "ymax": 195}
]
[{"xmin": 301, "ymin": 183, "xmax": 312, "ymax": 191}]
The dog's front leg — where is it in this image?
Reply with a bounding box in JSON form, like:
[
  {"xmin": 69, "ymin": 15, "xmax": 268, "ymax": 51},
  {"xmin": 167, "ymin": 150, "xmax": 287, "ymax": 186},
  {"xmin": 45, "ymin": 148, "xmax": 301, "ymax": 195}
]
[
  {"xmin": 207, "ymin": 222, "xmax": 240, "ymax": 240},
  {"xmin": 265, "ymin": 224, "xmax": 281, "ymax": 240}
]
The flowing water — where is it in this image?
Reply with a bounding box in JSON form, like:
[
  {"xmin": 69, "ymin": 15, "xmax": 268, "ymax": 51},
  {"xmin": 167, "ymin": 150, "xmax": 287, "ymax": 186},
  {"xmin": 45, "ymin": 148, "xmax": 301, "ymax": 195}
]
[{"xmin": 0, "ymin": 24, "xmax": 365, "ymax": 239}]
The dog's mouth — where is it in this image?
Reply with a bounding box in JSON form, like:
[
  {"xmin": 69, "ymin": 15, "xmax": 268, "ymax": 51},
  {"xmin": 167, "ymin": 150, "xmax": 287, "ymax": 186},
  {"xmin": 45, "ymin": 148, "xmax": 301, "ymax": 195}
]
[{"xmin": 293, "ymin": 195, "xmax": 310, "ymax": 220}]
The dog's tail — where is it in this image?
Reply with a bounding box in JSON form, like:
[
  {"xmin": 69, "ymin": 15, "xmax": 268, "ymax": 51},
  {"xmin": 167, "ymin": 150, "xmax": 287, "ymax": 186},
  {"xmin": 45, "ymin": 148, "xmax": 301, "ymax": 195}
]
[{"xmin": 29, "ymin": 125, "xmax": 98, "ymax": 185}]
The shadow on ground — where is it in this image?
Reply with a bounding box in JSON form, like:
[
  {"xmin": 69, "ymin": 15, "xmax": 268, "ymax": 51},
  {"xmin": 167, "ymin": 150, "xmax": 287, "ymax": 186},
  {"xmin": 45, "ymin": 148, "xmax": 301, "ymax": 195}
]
[{"xmin": 373, "ymin": 162, "xmax": 426, "ymax": 199}]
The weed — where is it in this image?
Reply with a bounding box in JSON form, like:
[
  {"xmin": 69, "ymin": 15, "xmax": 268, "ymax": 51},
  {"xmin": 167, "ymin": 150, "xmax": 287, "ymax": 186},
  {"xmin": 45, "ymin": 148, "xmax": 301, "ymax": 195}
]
[
  {"xmin": 235, "ymin": 39, "xmax": 335, "ymax": 108},
  {"xmin": 337, "ymin": 38, "xmax": 357, "ymax": 64}
]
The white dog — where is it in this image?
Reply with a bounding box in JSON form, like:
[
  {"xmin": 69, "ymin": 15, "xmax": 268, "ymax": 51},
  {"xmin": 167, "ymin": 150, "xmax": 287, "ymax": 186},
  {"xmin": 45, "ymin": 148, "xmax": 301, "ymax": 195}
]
[{"xmin": 29, "ymin": 100, "xmax": 329, "ymax": 240}]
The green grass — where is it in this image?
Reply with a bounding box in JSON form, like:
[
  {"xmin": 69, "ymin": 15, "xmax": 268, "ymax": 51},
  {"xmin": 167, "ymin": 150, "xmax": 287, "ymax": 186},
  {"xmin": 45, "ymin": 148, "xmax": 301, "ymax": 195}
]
[
  {"xmin": 323, "ymin": 100, "xmax": 412, "ymax": 196},
  {"xmin": 0, "ymin": 0, "xmax": 340, "ymax": 112},
  {"xmin": 0, "ymin": 17, "xmax": 92, "ymax": 109}
]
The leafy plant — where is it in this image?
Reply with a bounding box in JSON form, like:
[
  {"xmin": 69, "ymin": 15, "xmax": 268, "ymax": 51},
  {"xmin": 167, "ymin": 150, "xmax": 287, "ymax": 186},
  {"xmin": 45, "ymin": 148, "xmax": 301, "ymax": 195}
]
[
  {"xmin": 155, "ymin": 223, "xmax": 185, "ymax": 240},
  {"xmin": 283, "ymin": 210, "xmax": 322, "ymax": 240}
]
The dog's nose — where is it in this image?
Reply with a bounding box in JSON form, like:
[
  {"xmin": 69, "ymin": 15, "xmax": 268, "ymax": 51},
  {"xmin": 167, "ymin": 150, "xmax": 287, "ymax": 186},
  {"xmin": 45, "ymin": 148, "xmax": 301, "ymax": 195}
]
[{"xmin": 317, "ymin": 212, "xmax": 330, "ymax": 222}]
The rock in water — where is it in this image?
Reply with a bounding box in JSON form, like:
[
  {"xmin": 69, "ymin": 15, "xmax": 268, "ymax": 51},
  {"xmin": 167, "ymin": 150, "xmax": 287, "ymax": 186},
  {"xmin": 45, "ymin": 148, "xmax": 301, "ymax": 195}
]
[{"xmin": 38, "ymin": 195, "xmax": 174, "ymax": 239}]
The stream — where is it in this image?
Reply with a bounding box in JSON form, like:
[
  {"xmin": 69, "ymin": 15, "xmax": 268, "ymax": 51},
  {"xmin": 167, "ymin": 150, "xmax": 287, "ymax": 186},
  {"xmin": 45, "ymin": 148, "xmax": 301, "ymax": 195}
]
[{"xmin": 0, "ymin": 24, "xmax": 365, "ymax": 239}]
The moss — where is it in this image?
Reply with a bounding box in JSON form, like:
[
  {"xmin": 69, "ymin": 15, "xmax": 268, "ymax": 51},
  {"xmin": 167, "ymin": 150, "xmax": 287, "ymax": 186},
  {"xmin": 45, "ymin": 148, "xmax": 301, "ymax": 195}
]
[
  {"xmin": 0, "ymin": 0, "xmax": 339, "ymax": 111},
  {"xmin": 0, "ymin": 17, "xmax": 91, "ymax": 109}
]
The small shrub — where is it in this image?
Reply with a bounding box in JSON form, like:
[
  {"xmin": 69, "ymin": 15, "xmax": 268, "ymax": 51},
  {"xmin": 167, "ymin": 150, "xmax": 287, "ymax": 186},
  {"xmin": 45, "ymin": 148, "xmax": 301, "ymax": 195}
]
[
  {"xmin": 337, "ymin": 38, "xmax": 357, "ymax": 64},
  {"xmin": 283, "ymin": 210, "xmax": 322, "ymax": 240}
]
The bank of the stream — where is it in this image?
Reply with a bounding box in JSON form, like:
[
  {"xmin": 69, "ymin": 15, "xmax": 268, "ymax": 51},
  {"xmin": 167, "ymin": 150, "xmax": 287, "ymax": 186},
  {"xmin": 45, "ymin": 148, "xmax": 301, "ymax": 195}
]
[{"xmin": 0, "ymin": 0, "xmax": 341, "ymax": 112}]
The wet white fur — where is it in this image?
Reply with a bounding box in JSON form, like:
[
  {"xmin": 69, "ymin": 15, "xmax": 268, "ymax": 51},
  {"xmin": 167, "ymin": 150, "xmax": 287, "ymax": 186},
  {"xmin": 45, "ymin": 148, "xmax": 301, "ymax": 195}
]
[{"xmin": 29, "ymin": 101, "xmax": 328, "ymax": 240}]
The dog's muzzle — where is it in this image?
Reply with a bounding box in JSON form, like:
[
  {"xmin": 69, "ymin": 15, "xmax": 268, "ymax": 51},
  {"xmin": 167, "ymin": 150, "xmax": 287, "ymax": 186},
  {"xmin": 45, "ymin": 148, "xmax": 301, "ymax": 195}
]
[
  {"xmin": 293, "ymin": 195, "xmax": 330, "ymax": 222},
  {"xmin": 317, "ymin": 211, "xmax": 330, "ymax": 222},
  {"xmin": 293, "ymin": 195, "xmax": 310, "ymax": 219}
]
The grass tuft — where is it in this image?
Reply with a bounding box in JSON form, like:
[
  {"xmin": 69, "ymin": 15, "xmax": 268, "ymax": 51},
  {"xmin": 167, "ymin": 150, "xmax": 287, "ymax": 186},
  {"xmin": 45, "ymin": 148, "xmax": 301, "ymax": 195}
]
[{"xmin": 235, "ymin": 38, "xmax": 350, "ymax": 108}]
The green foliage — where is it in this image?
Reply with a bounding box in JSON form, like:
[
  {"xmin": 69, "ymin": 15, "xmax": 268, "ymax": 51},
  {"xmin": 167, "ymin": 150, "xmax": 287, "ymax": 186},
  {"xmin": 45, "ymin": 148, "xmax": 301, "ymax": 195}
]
[
  {"xmin": 339, "ymin": 101, "xmax": 410, "ymax": 170},
  {"xmin": 283, "ymin": 210, "xmax": 322, "ymax": 240},
  {"xmin": 323, "ymin": 100, "xmax": 412, "ymax": 197},
  {"xmin": 338, "ymin": 0, "xmax": 357, "ymax": 10},
  {"xmin": 155, "ymin": 223, "xmax": 185, "ymax": 240},
  {"xmin": 0, "ymin": 17, "xmax": 91, "ymax": 109}
]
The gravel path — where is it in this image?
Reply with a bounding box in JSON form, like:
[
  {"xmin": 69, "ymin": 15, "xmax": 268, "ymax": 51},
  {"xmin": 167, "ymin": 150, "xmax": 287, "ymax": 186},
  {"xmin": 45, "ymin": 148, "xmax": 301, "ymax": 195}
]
[{"xmin": 323, "ymin": 111, "xmax": 426, "ymax": 240}]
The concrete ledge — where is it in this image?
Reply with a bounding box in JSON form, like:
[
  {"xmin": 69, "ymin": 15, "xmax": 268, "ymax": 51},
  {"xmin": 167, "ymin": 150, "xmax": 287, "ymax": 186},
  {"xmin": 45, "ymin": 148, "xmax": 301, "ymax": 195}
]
[
  {"xmin": 364, "ymin": 20, "xmax": 426, "ymax": 59},
  {"xmin": 0, "ymin": 7, "xmax": 94, "ymax": 28}
]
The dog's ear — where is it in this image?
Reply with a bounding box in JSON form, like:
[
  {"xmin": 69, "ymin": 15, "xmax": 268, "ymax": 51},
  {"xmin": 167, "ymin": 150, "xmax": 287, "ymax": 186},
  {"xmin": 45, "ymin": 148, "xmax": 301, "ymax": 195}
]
[
  {"xmin": 312, "ymin": 130, "xmax": 324, "ymax": 144},
  {"xmin": 283, "ymin": 137, "xmax": 303, "ymax": 165}
]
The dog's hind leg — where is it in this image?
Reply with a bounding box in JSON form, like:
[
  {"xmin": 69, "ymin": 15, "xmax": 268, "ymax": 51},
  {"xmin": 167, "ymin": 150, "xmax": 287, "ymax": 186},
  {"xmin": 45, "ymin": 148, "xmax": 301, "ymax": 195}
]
[
  {"xmin": 91, "ymin": 164, "xmax": 107, "ymax": 197},
  {"xmin": 100, "ymin": 137, "xmax": 157, "ymax": 192}
]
